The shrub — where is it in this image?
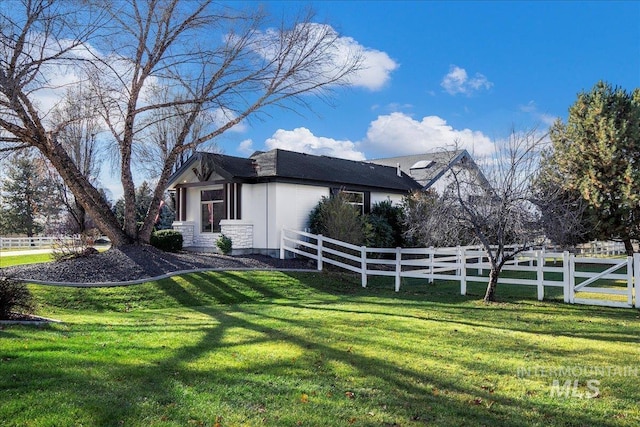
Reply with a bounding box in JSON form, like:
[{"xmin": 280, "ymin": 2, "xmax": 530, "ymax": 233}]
[
  {"xmin": 365, "ymin": 213, "xmax": 395, "ymax": 248},
  {"xmin": 216, "ymin": 234, "xmax": 233, "ymax": 255},
  {"xmin": 0, "ymin": 277, "xmax": 34, "ymax": 319},
  {"xmin": 366, "ymin": 200, "xmax": 405, "ymax": 248},
  {"xmin": 52, "ymin": 234, "xmax": 92, "ymax": 261},
  {"xmin": 308, "ymin": 193, "xmax": 367, "ymax": 245},
  {"xmin": 150, "ymin": 229, "xmax": 183, "ymax": 252}
]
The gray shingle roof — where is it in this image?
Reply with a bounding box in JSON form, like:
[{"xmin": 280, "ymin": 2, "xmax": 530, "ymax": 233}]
[
  {"xmin": 250, "ymin": 149, "xmax": 421, "ymax": 191},
  {"xmin": 168, "ymin": 149, "xmax": 422, "ymax": 192}
]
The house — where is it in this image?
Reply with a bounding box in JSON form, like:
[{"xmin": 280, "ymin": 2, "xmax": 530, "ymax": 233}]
[
  {"xmin": 369, "ymin": 149, "xmax": 491, "ymax": 195},
  {"xmin": 166, "ymin": 147, "xmax": 490, "ymax": 255},
  {"xmin": 166, "ymin": 148, "xmax": 422, "ymax": 256}
]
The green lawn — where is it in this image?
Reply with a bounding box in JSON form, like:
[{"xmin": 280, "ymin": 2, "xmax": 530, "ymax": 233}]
[
  {"xmin": 0, "ymin": 252, "xmax": 53, "ymax": 267},
  {"xmin": 1, "ymin": 271, "xmax": 639, "ymax": 426}
]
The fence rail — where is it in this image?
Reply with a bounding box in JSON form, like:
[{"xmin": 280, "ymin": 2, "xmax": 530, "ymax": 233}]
[
  {"xmin": 280, "ymin": 229, "xmax": 639, "ymax": 309},
  {"xmin": 0, "ymin": 236, "xmax": 81, "ymax": 249}
]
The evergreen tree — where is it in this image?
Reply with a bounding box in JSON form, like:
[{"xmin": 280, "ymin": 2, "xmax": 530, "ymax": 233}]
[
  {"xmin": 113, "ymin": 181, "xmax": 173, "ymax": 230},
  {"xmin": 547, "ymin": 81, "xmax": 640, "ymax": 254},
  {"xmin": 0, "ymin": 153, "xmax": 54, "ymax": 237}
]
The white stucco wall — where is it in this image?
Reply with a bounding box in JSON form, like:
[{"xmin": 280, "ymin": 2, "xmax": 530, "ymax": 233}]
[
  {"xmin": 174, "ymin": 180, "xmax": 408, "ymax": 254},
  {"xmin": 243, "ymin": 182, "xmax": 328, "ymax": 253}
]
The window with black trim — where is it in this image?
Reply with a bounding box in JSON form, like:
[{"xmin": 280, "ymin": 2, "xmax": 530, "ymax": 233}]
[
  {"xmin": 341, "ymin": 190, "xmax": 365, "ymax": 215},
  {"xmin": 201, "ymin": 189, "xmax": 224, "ymax": 232}
]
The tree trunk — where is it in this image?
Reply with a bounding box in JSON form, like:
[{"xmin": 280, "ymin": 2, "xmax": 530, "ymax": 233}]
[
  {"xmin": 138, "ymin": 150, "xmax": 180, "ymax": 244},
  {"xmin": 484, "ymin": 266, "xmax": 500, "ymax": 303},
  {"xmin": 623, "ymin": 238, "xmax": 634, "ymax": 256},
  {"xmin": 75, "ymin": 200, "xmax": 87, "ymax": 233},
  {"xmin": 43, "ymin": 142, "xmax": 130, "ymax": 246}
]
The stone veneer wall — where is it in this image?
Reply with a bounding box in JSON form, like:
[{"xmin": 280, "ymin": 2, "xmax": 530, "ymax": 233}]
[
  {"xmin": 220, "ymin": 220, "xmax": 253, "ymax": 249},
  {"xmin": 171, "ymin": 221, "xmax": 195, "ymax": 246}
]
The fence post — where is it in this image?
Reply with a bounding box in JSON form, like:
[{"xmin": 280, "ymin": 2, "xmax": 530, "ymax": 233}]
[
  {"xmin": 317, "ymin": 234, "xmax": 324, "ymax": 271},
  {"xmin": 279, "ymin": 229, "xmax": 286, "ymax": 259},
  {"xmin": 634, "ymin": 253, "xmax": 640, "ymax": 309},
  {"xmin": 460, "ymin": 247, "xmax": 467, "ymax": 296},
  {"xmin": 569, "ymin": 253, "xmax": 575, "ymax": 304},
  {"xmin": 395, "ymin": 247, "xmax": 402, "ymax": 292},
  {"xmin": 562, "ymin": 251, "xmax": 570, "ymax": 303},
  {"xmin": 361, "ymin": 246, "xmax": 367, "ymax": 288},
  {"xmin": 627, "ymin": 256, "xmax": 633, "ymax": 307},
  {"xmin": 536, "ymin": 250, "xmax": 544, "ymax": 301},
  {"xmin": 428, "ymin": 246, "xmax": 434, "ymax": 284}
]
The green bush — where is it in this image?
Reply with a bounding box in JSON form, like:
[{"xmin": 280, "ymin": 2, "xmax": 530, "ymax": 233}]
[
  {"xmin": 366, "ymin": 200, "xmax": 405, "ymax": 248},
  {"xmin": 365, "ymin": 213, "xmax": 395, "ymax": 248},
  {"xmin": 150, "ymin": 229, "xmax": 183, "ymax": 252},
  {"xmin": 216, "ymin": 234, "xmax": 233, "ymax": 255},
  {"xmin": 308, "ymin": 194, "xmax": 368, "ymax": 246},
  {"xmin": 0, "ymin": 277, "xmax": 34, "ymax": 319}
]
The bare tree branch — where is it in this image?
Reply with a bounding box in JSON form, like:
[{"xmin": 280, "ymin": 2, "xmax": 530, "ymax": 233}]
[{"xmin": 0, "ymin": 0, "xmax": 361, "ymax": 245}]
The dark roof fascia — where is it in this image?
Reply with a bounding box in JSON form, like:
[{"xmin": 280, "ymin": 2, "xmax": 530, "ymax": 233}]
[
  {"xmin": 166, "ymin": 152, "xmax": 202, "ymax": 187},
  {"xmin": 251, "ymin": 175, "xmax": 418, "ymax": 193},
  {"xmin": 167, "ymin": 152, "xmax": 257, "ymax": 188},
  {"xmin": 168, "ymin": 148, "xmax": 424, "ymax": 192},
  {"xmin": 172, "ymin": 177, "xmax": 248, "ymax": 189}
]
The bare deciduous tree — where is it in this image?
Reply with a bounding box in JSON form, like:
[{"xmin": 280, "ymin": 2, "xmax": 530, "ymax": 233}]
[
  {"xmin": 403, "ymin": 130, "xmax": 551, "ymax": 302},
  {"xmin": 48, "ymin": 85, "xmax": 104, "ymax": 232},
  {"xmin": 447, "ymin": 129, "xmax": 547, "ymax": 302},
  {"xmin": 0, "ymin": 0, "xmax": 361, "ymax": 246}
]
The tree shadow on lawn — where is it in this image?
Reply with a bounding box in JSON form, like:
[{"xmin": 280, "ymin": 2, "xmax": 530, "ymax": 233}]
[
  {"xmin": 5, "ymin": 273, "xmax": 638, "ymax": 425},
  {"xmin": 284, "ymin": 271, "xmax": 640, "ymax": 341},
  {"xmin": 7, "ymin": 306, "xmax": 625, "ymax": 426}
]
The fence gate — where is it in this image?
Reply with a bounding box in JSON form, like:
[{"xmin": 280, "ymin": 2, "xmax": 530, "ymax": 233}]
[{"xmin": 570, "ymin": 256, "xmax": 635, "ymax": 308}]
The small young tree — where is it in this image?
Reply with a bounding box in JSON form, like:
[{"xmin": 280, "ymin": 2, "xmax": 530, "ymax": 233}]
[
  {"xmin": 407, "ymin": 130, "xmax": 550, "ymax": 302},
  {"xmin": 446, "ymin": 130, "xmax": 550, "ymax": 302}
]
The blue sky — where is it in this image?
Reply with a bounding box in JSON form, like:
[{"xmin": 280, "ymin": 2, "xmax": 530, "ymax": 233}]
[{"xmin": 215, "ymin": 0, "xmax": 639, "ymax": 161}]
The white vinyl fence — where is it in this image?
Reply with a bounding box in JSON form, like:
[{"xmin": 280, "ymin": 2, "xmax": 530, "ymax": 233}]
[
  {"xmin": 0, "ymin": 236, "xmax": 81, "ymax": 249},
  {"xmin": 280, "ymin": 229, "xmax": 640, "ymax": 309}
]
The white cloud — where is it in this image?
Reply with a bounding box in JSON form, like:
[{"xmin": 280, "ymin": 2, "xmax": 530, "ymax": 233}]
[
  {"xmin": 210, "ymin": 108, "xmax": 248, "ymax": 133},
  {"xmin": 441, "ymin": 65, "xmax": 493, "ymax": 96},
  {"xmin": 342, "ymin": 37, "xmax": 398, "ymax": 90},
  {"xmin": 364, "ymin": 112, "xmax": 495, "ymax": 157},
  {"xmin": 265, "ymin": 127, "xmax": 365, "ymax": 160},
  {"xmin": 519, "ymin": 101, "xmax": 558, "ymax": 126},
  {"xmin": 248, "ymin": 23, "xmax": 397, "ymax": 91},
  {"xmin": 237, "ymin": 139, "xmax": 254, "ymax": 155}
]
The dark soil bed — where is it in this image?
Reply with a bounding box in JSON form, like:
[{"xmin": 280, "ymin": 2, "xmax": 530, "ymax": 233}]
[{"xmin": 0, "ymin": 245, "xmax": 313, "ymax": 284}]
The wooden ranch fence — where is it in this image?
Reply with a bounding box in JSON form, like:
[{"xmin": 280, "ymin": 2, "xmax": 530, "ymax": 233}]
[{"xmin": 280, "ymin": 229, "xmax": 640, "ymax": 309}]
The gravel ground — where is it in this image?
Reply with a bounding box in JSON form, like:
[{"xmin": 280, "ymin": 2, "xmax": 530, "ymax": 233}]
[{"xmin": 0, "ymin": 245, "xmax": 313, "ymax": 284}]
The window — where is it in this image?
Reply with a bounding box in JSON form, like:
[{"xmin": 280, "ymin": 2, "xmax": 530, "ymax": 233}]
[
  {"xmin": 341, "ymin": 191, "xmax": 365, "ymax": 215},
  {"xmin": 201, "ymin": 189, "xmax": 224, "ymax": 232}
]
